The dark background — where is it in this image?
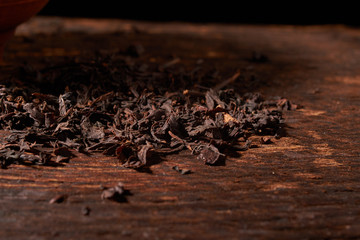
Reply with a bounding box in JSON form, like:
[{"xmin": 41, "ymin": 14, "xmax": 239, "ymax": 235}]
[{"xmin": 39, "ymin": 1, "xmax": 357, "ymax": 25}]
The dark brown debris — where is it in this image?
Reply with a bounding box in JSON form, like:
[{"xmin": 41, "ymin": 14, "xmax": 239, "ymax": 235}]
[
  {"xmin": 101, "ymin": 182, "xmax": 131, "ymax": 203},
  {"xmin": 197, "ymin": 144, "xmax": 225, "ymax": 165},
  {"xmin": 249, "ymin": 51, "xmax": 269, "ymax": 63},
  {"xmin": 49, "ymin": 194, "xmax": 68, "ymax": 204},
  {"xmin": 172, "ymin": 165, "xmax": 192, "ymax": 175},
  {"xmin": 261, "ymin": 136, "xmax": 273, "ymax": 144},
  {"xmin": 81, "ymin": 206, "xmax": 91, "ymax": 216},
  {"xmin": 0, "ymin": 54, "xmax": 295, "ymax": 170}
]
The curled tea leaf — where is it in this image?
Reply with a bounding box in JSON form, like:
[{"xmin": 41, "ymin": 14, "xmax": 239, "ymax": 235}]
[{"xmin": 197, "ymin": 144, "xmax": 225, "ymax": 165}]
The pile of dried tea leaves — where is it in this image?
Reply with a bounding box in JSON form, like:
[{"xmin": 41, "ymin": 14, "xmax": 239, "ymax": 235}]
[{"xmin": 0, "ymin": 55, "xmax": 296, "ymax": 169}]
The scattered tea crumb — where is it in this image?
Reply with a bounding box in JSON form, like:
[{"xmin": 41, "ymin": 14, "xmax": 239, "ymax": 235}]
[
  {"xmin": 261, "ymin": 136, "xmax": 273, "ymax": 144},
  {"xmin": 49, "ymin": 194, "xmax": 68, "ymax": 204},
  {"xmin": 81, "ymin": 206, "xmax": 91, "ymax": 216},
  {"xmin": 172, "ymin": 165, "xmax": 192, "ymax": 175},
  {"xmin": 101, "ymin": 182, "xmax": 130, "ymax": 203}
]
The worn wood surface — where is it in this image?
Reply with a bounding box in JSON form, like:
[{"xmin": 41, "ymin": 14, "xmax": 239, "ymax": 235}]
[{"xmin": 1, "ymin": 17, "xmax": 360, "ymax": 240}]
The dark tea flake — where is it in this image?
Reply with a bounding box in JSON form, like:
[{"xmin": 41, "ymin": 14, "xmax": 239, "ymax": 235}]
[
  {"xmin": 101, "ymin": 182, "xmax": 130, "ymax": 203},
  {"xmin": 49, "ymin": 194, "xmax": 68, "ymax": 204},
  {"xmin": 172, "ymin": 165, "xmax": 192, "ymax": 175},
  {"xmin": 197, "ymin": 144, "xmax": 225, "ymax": 165}
]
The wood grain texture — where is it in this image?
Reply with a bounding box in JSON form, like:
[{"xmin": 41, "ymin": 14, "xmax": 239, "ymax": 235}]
[{"xmin": 1, "ymin": 18, "xmax": 360, "ymax": 239}]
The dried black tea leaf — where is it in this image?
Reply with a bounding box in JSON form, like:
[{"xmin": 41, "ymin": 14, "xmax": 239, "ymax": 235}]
[
  {"xmin": 197, "ymin": 144, "xmax": 225, "ymax": 165},
  {"xmin": 49, "ymin": 194, "xmax": 68, "ymax": 204},
  {"xmin": 81, "ymin": 206, "xmax": 91, "ymax": 216},
  {"xmin": 0, "ymin": 53, "xmax": 295, "ymax": 170},
  {"xmin": 137, "ymin": 143, "xmax": 153, "ymax": 166},
  {"xmin": 54, "ymin": 147, "xmax": 73, "ymax": 157},
  {"xmin": 250, "ymin": 51, "xmax": 269, "ymax": 63},
  {"xmin": 125, "ymin": 43, "xmax": 145, "ymax": 57},
  {"xmin": 101, "ymin": 182, "xmax": 130, "ymax": 203},
  {"xmin": 277, "ymin": 98, "xmax": 298, "ymax": 111},
  {"xmin": 116, "ymin": 144, "xmax": 142, "ymax": 168},
  {"xmin": 260, "ymin": 136, "xmax": 273, "ymax": 144},
  {"xmin": 172, "ymin": 165, "xmax": 192, "ymax": 175}
]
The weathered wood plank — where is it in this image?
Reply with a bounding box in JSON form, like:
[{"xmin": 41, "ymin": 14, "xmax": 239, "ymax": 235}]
[{"xmin": 1, "ymin": 18, "xmax": 360, "ymax": 239}]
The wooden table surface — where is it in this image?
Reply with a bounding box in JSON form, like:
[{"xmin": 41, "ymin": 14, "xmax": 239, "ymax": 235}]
[{"xmin": 1, "ymin": 17, "xmax": 360, "ymax": 240}]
